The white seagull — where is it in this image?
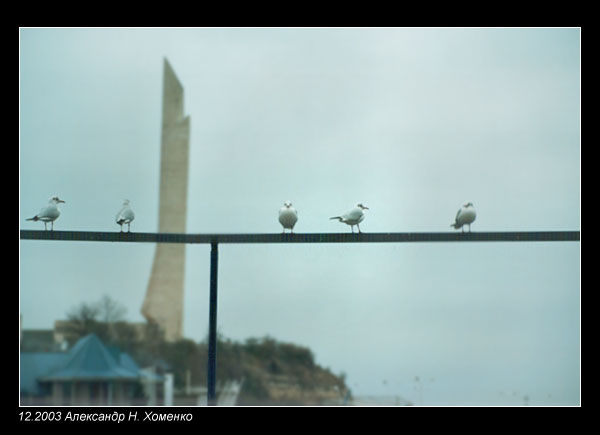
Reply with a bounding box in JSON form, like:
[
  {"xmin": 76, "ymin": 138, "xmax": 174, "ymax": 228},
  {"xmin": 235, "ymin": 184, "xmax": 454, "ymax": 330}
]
[
  {"xmin": 330, "ymin": 203, "xmax": 369, "ymax": 233},
  {"xmin": 26, "ymin": 196, "xmax": 65, "ymax": 231},
  {"xmin": 116, "ymin": 199, "xmax": 135, "ymax": 232},
  {"xmin": 278, "ymin": 201, "xmax": 298, "ymax": 233},
  {"xmin": 451, "ymin": 202, "xmax": 476, "ymax": 232}
]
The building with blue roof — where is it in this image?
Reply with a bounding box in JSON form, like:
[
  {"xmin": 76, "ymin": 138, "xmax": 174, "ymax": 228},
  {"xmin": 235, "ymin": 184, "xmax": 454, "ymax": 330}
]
[{"xmin": 20, "ymin": 333, "xmax": 163, "ymax": 405}]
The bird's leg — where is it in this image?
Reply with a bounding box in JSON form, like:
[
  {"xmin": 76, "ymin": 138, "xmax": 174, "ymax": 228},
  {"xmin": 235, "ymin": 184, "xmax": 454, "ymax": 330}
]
[
  {"xmin": 128, "ymin": 222, "xmax": 131, "ymax": 233},
  {"xmin": 357, "ymin": 223, "xmax": 362, "ymax": 233},
  {"xmin": 51, "ymin": 221, "xmax": 54, "ymax": 231},
  {"xmin": 351, "ymin": 225, "xmax": 354, "ymax": 233},
  {"xmin": 461, "ymin": 226, "xmax": 464, "ymax": 233},
  {"xmin": 44, "ymin": 222, "xmax": 48, "ymax": 231}
]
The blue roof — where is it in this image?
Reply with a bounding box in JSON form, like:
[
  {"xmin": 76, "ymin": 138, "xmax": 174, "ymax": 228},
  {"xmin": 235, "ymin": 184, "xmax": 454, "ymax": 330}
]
[
  {"xmin": 41, "ymin": 334, "xmax": 139, "ymax": 381},
  {"xmin": 21, "ymin": 334, "xmax": 162, "ymax": 392},
  {"xmin": 20, "ymin": 353, "xmax": 68, "ymax": 395}
]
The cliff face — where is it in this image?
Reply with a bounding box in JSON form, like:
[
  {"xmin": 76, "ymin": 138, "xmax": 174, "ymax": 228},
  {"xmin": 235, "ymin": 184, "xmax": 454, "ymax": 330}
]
[
  {"xmin": 253, "ymin": 374, "xmax": 348, "ymax": 406},
  {"xmin": 220, "ymin": 337, "xmax": 351, "ymax": 406}
]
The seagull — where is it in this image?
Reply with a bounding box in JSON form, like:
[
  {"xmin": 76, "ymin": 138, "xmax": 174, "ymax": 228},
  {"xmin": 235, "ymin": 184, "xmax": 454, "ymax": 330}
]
[
  {"xmin": 278, "ymin": 201, "xmax": 298, "ymax": 233},
  {"xmin": 26, "ymin": 196, "xmax": 65, "ymax": 231},
  {"xmin": 451, "ymin": 202, "xmax": 476, "ymax": 232},
  {"xmin": 116, "ymin": 199, "xmax": 135, "ymax": 232},
  {"xmin": 330, "ymin": 203, "xmax": 369, "ymax": 233}
]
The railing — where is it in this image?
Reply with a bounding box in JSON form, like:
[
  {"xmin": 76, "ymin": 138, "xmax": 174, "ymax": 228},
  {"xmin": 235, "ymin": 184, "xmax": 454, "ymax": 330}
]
[{"xmin": 18, "ymin": 230, "xmax": 581, "ymax": 244}]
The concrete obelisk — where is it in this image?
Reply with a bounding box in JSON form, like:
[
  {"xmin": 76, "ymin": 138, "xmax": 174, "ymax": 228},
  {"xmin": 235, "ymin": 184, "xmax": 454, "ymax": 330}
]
[{"xmin": 142, "ymin": 58, "xmax": 190, "ymax": 341}]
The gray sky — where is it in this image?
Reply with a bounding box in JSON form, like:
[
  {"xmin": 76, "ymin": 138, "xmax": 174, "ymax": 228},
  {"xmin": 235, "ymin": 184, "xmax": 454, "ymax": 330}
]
[{"xmin": 19, "ymin": 27, "xmax": 580, "ymax": 405}]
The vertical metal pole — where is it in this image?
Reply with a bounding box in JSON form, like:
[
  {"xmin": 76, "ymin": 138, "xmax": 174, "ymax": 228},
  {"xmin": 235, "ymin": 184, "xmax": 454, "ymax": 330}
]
[{"xmin": 207, "ymin": 242, "xmax": 219, "ymax": 406}]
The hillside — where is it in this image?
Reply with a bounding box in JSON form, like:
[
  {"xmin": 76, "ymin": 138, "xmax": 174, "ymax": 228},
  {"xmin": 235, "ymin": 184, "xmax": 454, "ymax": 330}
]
[{"xmin": 133, "ymin": 334, "xmax": 351, "ymax": 405}]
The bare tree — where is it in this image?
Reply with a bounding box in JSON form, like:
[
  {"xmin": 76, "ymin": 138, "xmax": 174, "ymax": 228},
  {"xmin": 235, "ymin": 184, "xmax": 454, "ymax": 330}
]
[
  {"xmin": 64, "ymin": 301, "xmax": 105, "ymax": 341},
  {"xmin": 64, "ymin": 295, "xmax": 127, "ymax": 343},
  {"xmin": 97, "ymin": 294, "xmax": 127, "ymax": 323},
  {"xmin": 66, "ymin": 301, "xmax": 100, "ymax": 323}
]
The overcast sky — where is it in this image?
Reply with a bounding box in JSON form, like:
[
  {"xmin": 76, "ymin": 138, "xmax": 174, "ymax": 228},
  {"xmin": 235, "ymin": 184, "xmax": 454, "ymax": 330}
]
[{"xmin": 19, "ymin": 27, "xmax": 580, "ymax": 405}]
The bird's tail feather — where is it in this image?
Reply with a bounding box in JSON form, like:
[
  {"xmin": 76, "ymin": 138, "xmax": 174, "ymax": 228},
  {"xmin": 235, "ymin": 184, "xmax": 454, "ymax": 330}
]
[
  {"xmin": 330, "ymin": 216, "xmax": 342, "ymax": 221},
  {"xmin": 26, "ymin": 216, "xmax": 38, "ymax": 221}
]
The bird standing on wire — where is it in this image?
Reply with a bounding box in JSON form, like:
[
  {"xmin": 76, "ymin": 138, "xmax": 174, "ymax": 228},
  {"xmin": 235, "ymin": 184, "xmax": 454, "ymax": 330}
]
[
  {"xmin": 116, "ymin": 199, "xmax": 135, "ymax": 232},
  {"xmin": 330, "ymin": 203, "xmax": 369, "ymax": 233},
  {"xmin": 451, "ymin": 202, "xmax": 476, "ymax": 232},
  {"xmin": 26, "ymin": 196, "xmax": 65, "ymax": 231},
  {"xmin": 278, "ymin": 201, "xmax": 298, "ymax": 233}
]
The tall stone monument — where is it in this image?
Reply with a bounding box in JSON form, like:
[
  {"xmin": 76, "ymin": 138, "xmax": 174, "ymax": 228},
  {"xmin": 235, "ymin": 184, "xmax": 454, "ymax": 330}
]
[{"xmin": 142, "ymin": 58, "xmax": 190, "ymax": 342}]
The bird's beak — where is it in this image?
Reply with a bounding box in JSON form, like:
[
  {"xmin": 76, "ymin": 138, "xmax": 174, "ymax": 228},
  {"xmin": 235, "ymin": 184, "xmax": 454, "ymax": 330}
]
[
  {"xmin": 363, "ymin": 206, "xmax": 369, "ymax": 210},
  {"xmin": 58, "ymin": 199, "xmax": 65, "ymax": 203}
]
